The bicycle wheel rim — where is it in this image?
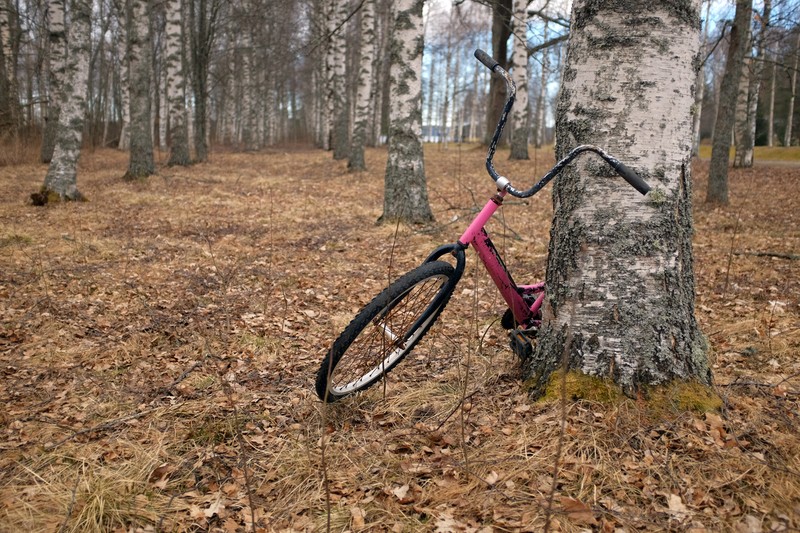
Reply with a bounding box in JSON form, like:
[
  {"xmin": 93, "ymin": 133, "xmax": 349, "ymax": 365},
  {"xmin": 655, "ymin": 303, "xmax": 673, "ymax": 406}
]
[{"xmin": 328, "ymin": 272, "xmax": 451, "ymax": 395}]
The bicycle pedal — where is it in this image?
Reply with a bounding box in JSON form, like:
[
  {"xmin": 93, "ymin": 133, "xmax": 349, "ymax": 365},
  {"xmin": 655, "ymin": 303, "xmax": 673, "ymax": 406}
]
[{"xmin": 509, "ymin": 328, "xmax": 534, "ymax": 360}]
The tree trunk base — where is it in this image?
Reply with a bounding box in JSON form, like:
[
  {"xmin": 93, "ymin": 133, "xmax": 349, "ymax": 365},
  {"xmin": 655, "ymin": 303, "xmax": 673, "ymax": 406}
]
[
  {"xmin": 30, "ymin": 187, "xmax": 86, "ymax": 206},
  {"xmin": 530, "ymin": 369, "xmax": 722, "ymax": 414},
  {"xmin": 123, "ymin": 169, "xmax": 155, "ymax": 181}
]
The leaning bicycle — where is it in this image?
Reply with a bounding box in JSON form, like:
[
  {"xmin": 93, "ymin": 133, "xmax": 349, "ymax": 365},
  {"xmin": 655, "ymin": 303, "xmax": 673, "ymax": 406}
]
[{"xmin": 315, "ymin": 49, "xmax": 651, "ymax": 402}]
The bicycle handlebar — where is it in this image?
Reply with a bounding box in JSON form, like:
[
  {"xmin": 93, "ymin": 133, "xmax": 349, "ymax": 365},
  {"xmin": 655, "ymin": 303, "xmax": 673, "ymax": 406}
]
[{"xmin": 473, "ymin": 49, "xmax": 651, "ymax": 197}]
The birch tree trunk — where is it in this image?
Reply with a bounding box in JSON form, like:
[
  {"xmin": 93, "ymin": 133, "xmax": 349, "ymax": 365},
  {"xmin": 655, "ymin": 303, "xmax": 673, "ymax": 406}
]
[
  {"xmin": 380, "ymin": 0, "xmax": 433, "ymax": 224},
  {"xmin": 707, "ymin": 0, "xmax": 751, "ymax": 204},
  {"xmin": 320, "ymin": 0, "xmax": 334, "ymax": 150},
  {"xmin": 348, "ymin": 0, "xmax": 374, "ymax": 171},
  {"xmin": 733, "ymin": 56, "xmax": 752, "ymax": 166},
  {"xmin": 767, "ymin": 49, "xmax": 776, "ymax": 147},
  {"xmin": 690, "ymin": 0, "xmax": 711, "ymax": 156},
  {"xmin": 165, "ymin": 0, "xmax": 190, "ymax": 165},
  {"xmin": 331, "ymin": 0, "xmax": 349, "ymax": 160},
  {"xmin": 124, "ymin": 0, "xmax": 155, "ymax": 180},
  {"xmin": 241, "ymin": 20, "xmax": 258, "ymax": 151},
  {"xmin": 0, "ymin": 0, "xmax": 20, "ymax": 134},
  {"xmin": 734, "ymin": 0, "xmax": 771, "ymax": 166},
  {"xmin": 523, "ymin": 0, "xmax": 711, "ymax": 396},
  {"xmin": 117, "ymin": 3, "xmax": 131, "ymax": 150},
  {"xmin": 40, "ymin": 0, "xmax": 66, "ymax": 163},
  {"xmin": 534, "ymin": 23, "xmax": 549, "ymax": 149},
  {"xmin": 509, "ymin": 0, "xmax": 529, "ymax": 160},
  {"xmin": 35, "ymin": 0, "xmax": 91, "ymax": 204},
  {"xmin": 784, "ymin": 31, "xmax": 800, "ymax": 147}
]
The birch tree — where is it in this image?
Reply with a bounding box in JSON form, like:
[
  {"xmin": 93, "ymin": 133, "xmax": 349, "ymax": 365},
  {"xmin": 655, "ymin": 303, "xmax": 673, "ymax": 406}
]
[
  {"xmin": 380, "ymin": 0, "xmax": 433, "ymax": 224},
  {"xmin": 40, "ymin": 0, "xmax": 66, "ymax": 163},
  {"xmin": 124, "ymin": 0, "xmax": 155, "ymax": 180},
  {"xmin": 734, "ymin": 0, "xmax": 771, "ymax": 167},
  {"xmin": 117, "ymin": 2, "xmax": 131, "ymax": 150},
  {"xmin": 522, "ymin": 0, "xmax": 711, "ymax": 395},
  {"xmin": 165, "ymin": 0, "xmax": 189, "ymax": 165},
  {"xmin": 33, "ymin": 0, "xmax": 91, "ymax": 204},
  {"xmin": 348, "ymin": 0, "xmax": 374, "ymax": 171},
  {"xmin": 691, "ymin": 0, "xmax": 711, "ymax": 156},
  {"xmin": 707, "ymin": 0, "xmax": 751, "ymax": 204},
  {"xmin": 784, "ymin": 29, "xmax": 800, "ymax": 146},
  {"xmin": 188, "ymin": 0, "xmax": 221, "ymax": 162},
  {"xmin": 0, "ymin": 0, "xmax": 21, "ymax": 135},
  {"xmin": 509, "ymin": 0, "xmax": 528, "ymax": 159},
  {"xmin": 331, "ymin": 0, "xmax": 349, "ymax": 160}
]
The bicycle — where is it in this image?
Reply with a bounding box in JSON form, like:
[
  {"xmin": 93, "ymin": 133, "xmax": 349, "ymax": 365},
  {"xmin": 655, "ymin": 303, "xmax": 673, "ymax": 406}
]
[{"xmin": 315, "ymin": 49, "xmax": 651, "ymax": 402}]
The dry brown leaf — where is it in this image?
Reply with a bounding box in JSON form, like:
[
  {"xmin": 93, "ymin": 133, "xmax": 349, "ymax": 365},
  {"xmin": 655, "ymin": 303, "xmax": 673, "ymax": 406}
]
[{"xmin": 560, "ymin": 496, "xmax": 597, "ymax": 526}]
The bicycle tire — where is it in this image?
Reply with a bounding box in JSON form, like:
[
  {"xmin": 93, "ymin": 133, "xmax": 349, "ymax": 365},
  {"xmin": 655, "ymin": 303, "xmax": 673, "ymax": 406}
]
[{"xmin": 316, "ymin": 260, "xmax": 458, "ymax": 402}]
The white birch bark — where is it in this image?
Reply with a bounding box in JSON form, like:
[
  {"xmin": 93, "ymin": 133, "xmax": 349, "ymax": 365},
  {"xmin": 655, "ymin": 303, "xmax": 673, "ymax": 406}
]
[
  {"xmin": 117, "ymin": 2, "xmax": 131, "ymax": 150},
  {"xmin": 40, "ymin": 0, "xmax": 66, "ymax": 163},
  {"xmin": 509, "ymin": 0, "xmax": 529, "ymax": 159},
  {"xmin": 321, "ymin": 0, "xmax": 334, "ymax": 150},
  {"xmin": 532, "ymin": 24, "xmax": 550, "ymax": 148},
  {"xmin": 348, "ymin": 0, "xmax": 374, "ymax": 171},
  {"xmin": 159, "ymin": 48, "xmax": 168, "ymax": 152},
  {"xmin": 733, "ymin": 56, "xmax": 752, "ymax": 166},
  {"xmin": 767, "ymin": 50, "xmax": 776, "ymax": 146},
  {"xmin": 380, "ymin": 0, "xmax": 432, "ymax": 223},
  {"xmin": 690, "ymin": 0, "xmax": 711, "ymax": 156},
  {"xmin": 331, "ymin": 0, "xmax": 349, "ymax": 159},
  {"xmin": 241, "ymin": 24, "xmax": 258, "ymax": 151},
  {"xmin": 524, "ymin": 0, "xmax": 710, "ymax": 394},
  {"xmin": 39, "ymin": 0, "xmax": 91, "ymax": 203},
  {"xmin": 165, "ymin": 0, "xmax": 189, "ymax": 165},
  {"xmin": 736, "ymin": 0, "xmax": 771, "ymax": 164}
]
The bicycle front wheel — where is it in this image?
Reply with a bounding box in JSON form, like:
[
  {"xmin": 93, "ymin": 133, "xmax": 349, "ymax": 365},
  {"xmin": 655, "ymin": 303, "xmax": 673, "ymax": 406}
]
[{"xmin": 316, "ymin": 260, "xmax": 458, "ymax": 402}]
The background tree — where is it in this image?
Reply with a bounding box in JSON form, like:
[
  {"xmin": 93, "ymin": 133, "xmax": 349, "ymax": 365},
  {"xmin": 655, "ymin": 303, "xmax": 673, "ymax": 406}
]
[
  {"xmin": 707, "ymin": 0, "xmax": 752, "ymax": 205},
  {"xmin": 331, "ymin": 0, "xmax": 349, "ymax": 160},
  {"xmin": 165, "ymin": 0, "xmax": 189, "ymax": 165},
  {"xmin": 380, "ymin": 0, "xmax": 432, "ymax": 224},
  {"xmin": 508, "ymin": 0, "xmax": 528, "ymax": 159},
  {"xmin": 523, "ymin": 0, "xmax": 711, "ymax": 395},
  {"xmin": 40, "ymin": 0, "xmax": 66, "ymax": 163},
  {"xmin": 187, "ymin": 0, "xmax": 220, "ymax": 162},
  {"xmin": 33, "ymin": 0, "xmax": 91, "ymax": 204},
  {"xmin": 784, "ymin": 29, "xmax": 800, "ymax": 146},
  {"xmin": 124, "ymin": 0, "xmax": 155, "ymax": 179},
  {"xmin": 0, "ymin": 0, "xmax": 22, "ymax": 136},
  {"xmin": 734, "ymin": 0, "xmax": 771, "ymax": 167},
  {"xmin": 484, "ymin": 0, "xmax": 511, "ymax": 144},
  {"xmin": 348, "ymin": 0, "xmax": 375, "ymax": 171}
]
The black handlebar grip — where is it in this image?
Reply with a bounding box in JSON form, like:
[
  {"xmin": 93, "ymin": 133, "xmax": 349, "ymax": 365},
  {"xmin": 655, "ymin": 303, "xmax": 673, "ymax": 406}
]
[
  {"xmin": 474, "ymin": 49, "xmax": 499, "ymax": 71},
  {"xmin": 610, "ymin": 161, "xmax": 651, "ymax": 195}
]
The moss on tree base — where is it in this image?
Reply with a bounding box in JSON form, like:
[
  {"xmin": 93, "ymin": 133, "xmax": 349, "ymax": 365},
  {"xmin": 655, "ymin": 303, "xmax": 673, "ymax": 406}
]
[
  {"xmin": 30, "ymin": 187, "xmax": 87, "ymax": 206},
  {"xmin": 533, "ymin": 370, "xmax": 722, "ymax": 415}
]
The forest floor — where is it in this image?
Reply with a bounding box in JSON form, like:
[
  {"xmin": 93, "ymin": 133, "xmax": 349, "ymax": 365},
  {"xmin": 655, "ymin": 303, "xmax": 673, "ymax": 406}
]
[{"xmin": 1, "ymin": 145, "xmax": 799, "ymax": 532}]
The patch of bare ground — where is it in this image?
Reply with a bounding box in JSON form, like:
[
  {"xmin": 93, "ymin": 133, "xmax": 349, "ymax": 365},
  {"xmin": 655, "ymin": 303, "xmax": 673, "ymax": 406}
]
[{"xmin": 0, "ymin": 146, "xmax": 797, "ymax": 531}]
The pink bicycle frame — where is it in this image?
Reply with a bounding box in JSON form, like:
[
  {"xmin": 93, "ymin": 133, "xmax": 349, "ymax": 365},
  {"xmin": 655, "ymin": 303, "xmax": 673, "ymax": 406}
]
[{"xmin": 456, "ymin": 189, "xmax": 544, "ymax": 329}]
